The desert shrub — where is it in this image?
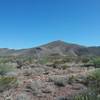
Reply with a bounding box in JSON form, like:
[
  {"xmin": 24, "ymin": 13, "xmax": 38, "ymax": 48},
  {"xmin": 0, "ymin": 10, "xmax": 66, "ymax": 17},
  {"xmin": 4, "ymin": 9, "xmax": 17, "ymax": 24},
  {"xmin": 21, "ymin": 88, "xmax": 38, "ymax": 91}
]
[
  {"xmin": 89, "ymin": 68, "xmax": 100, "ymax": 81},
  {"xmin": 0, "ymin": 76, "xmax": 17, "ymax": 92},
  {"xmin": 63, "ymin": 57, "xmax": 74, "ymax": 62},
  {"xmin": 54, "ymin": 78, "xmax": 67, "ymax": 87},
  {"xmin": 38, "ymin": 57, "xmax": 50, "ymax": 64},
  {"xmin": 61, "ymin": 64, "xmax": 70, "ymax": 70},
  {"xmin": 73, "ymin": 92, "xmax": 97, "ymax": 100},
  {"xmin": 68, "ymin": 75, "xmax": 76, "ymax": 84},
  {"xmin": 0, "ymin": 64, "xmax": 15, "ymax": 75},
  {"xmin": 90, "ymin": 57, "xmax": 100, "ymax": 68},
  {"xmin": 87, "ymin": 68, "xmax": 100, "ymax": 94},
  {"xmin": 48, "ymin": 75, "xmax": 67, "ymax": 87},
  {"xmin": 81, "ymin": 57, "xmax": 90, "ymax": 63},
  {"xmin": 74, "ymin": 69, "xmax": 100, "ymax": 100},
  {"xmin": 71, "ymin": 69, "xmax": 100, "ymax": 100}
]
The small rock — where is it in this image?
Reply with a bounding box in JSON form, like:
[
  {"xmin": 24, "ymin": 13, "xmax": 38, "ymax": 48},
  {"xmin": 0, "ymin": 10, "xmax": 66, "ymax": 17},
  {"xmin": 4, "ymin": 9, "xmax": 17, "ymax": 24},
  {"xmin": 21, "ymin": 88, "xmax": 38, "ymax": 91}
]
[
  {"xmin": 6, "ymin": 72, "xmax": 18, "ymax": 77},
  {"xmin": 42, "ymin": 85, "xmax": 54, "ymax": 93},
  {"xmin": 15, "ymin": 93, "xmax": 31, "ymax": 100},
  {"xmin": 26, "ymin": 80, "xmax": 45, "ymax": 96}
]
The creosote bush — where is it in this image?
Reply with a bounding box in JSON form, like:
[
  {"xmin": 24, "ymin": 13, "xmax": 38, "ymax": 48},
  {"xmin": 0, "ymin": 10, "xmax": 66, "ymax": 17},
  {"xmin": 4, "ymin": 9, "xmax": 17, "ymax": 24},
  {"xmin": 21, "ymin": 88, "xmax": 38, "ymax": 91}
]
[
  {"xmin": 61, "ymin": 64, "xmax": 69, "ymax": 70},
  {"xmin": 0, "ymin": 76, "xmax": 18, "ymax": 92},
  {"xmin": 88, "ymin": 68, "xmax": 100, "ymax": 81},
  {"xmin": 91, "ymin": 57, "xmax": 100, "ymax": 68},
  {"xmin": 73, "ymin": 68, "xmax": 100, "ymax": 100},
  {"xmin": 73, "ymin": 92, "xmax": 97, "ymax": 100},
  {"xmin": 0, "ymin": 64, "xmax": 15, "ymax": 75}
]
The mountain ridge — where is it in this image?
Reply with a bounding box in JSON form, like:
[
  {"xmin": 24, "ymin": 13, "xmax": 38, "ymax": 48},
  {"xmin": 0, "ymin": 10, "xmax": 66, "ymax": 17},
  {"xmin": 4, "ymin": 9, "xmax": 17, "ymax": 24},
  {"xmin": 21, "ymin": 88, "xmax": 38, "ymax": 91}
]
[{"xmin": 0, "ymin": 40, "xmax": 100, "ymax": 57}]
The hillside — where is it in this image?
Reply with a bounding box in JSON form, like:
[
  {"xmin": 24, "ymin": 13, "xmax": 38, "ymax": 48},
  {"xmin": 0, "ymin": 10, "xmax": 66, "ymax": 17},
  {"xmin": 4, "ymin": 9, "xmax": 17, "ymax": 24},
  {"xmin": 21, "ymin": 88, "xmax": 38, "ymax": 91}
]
[
  {"xmin": 0, "ymin": 41, "xmax": 100, "ymax": 100},
  {"xmin": 0, "ymin": 40, "xmax": 100, "ymax": 57}
]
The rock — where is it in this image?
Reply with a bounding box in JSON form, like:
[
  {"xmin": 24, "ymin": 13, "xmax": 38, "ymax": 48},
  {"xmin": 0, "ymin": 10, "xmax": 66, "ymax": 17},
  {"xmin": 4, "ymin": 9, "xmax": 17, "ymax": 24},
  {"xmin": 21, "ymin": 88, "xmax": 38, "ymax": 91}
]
[
  {"xmin": 5, "ymin": 96, "xmax": 12, "ymax": 100},
  {"xmin": 29, "ymin": 64, "xmax": 39, "ymax": 68},
  {"xmin": 15, "ymin": 93, "xmax": 31, "ymax": 100},
  {"xmin": 6, "ymin": 72, "xmax": 18, "ymax": 77},
  {"xmin": 71, "ymin": 83, "xmax": 87, "ymax": 93},
  {"xmin": 97, "ymin": 94, "xmax": 100, "ymax": 99},
  {"xmin": 42, "ymin": 85, "xmax": 54, "ymax": 93},
  {"xmin": 32, "ymin": 68, "xmax": 45, "ymax": 75},
  {"xmin": 30, "ymin": 64, "xmax": 44, "ymax": 68},
  {"xmin": 26, "ymin": 80, "xmax": 45, "ymax": 96},
  {"xmin": 23, "ymin": 69, "xmax": 33, "ymax": 76},
  {"xmin": 22, "ymin": 65, "xmax": 30, "ymax": 69},
  {"xmin": 56, "ymin": 96, "xmax": 72, "ymax": 100},
  {"xmin": 75, "ymin": 75, "xmax": 87, "ymax": 84}
]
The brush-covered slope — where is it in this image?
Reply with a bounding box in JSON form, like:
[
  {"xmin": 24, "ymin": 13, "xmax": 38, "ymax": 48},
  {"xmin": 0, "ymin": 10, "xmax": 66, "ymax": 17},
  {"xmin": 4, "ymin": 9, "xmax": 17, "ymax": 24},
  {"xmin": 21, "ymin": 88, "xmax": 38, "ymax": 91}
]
[{"xmin": 0, "ymin": 40, "xmax": 100, "ymax": 57}]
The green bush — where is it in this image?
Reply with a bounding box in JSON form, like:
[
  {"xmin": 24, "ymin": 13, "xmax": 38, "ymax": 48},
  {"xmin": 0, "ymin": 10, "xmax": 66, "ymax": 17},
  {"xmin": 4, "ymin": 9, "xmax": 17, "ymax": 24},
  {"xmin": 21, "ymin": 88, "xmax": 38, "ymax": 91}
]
[
  {"xmin": 72, "ymin": 69, "xmax": 100, "ymax": 100},
  {"xmin": 68, "ymin": 75, "xmax": 76, "ymax": 84},
  {"xmin": 0, "ymin": 64, "xmax": 15, "ymax": 75},
  {"xmin": 81, "ymin": 57, "xmax": 90, "ymax": 63},
  {"xmin": 91, "ymin": 57, "xmax": 100, "ymax": 68},
  {"xmin": 74, "ymin": 92, "xmax": 97, "ymax": 100},
  {"xmin": 89, "ymin": 68, "xmax": 100, "ymax": 81},
  {"xmin": 49, "ymin": 75, "xmax": 67, "ymax": 87},
  {"xmin": 54, "ymin": 78, "xmax": 67, "ymax": 87},
  {"xmin": 0, "ymin": 76, "xmax": 17, "ymax": 92},
  {"xmin": 61, "ymin": 64, "xmax": 69, "ymax": 70},
  {"xmin": 87, "ymin": 69, "xmax": 100, "ymax": 94}
]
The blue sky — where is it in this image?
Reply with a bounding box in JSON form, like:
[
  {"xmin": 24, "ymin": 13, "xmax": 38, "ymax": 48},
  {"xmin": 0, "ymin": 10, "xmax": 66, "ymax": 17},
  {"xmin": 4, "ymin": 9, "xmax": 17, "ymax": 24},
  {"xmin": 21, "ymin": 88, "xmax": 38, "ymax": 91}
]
[{"xmin": 0, "ymin": 0, "xmax": 100, "ymax": 49}]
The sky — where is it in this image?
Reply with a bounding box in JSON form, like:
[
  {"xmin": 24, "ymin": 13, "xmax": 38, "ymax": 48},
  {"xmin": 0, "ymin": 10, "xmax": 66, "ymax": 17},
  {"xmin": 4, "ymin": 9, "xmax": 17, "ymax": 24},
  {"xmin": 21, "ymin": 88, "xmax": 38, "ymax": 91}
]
[{"xmin": 0, "ymin": 0, "xmax": 100, "ymax": 49}]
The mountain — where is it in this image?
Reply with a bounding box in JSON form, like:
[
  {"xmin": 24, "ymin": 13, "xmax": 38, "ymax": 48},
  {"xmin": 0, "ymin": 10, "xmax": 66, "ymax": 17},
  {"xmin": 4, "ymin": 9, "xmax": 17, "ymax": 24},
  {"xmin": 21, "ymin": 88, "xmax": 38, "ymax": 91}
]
[{"xmin": 0, "ymin": 40, "xmax": 100, "ymax": 57}]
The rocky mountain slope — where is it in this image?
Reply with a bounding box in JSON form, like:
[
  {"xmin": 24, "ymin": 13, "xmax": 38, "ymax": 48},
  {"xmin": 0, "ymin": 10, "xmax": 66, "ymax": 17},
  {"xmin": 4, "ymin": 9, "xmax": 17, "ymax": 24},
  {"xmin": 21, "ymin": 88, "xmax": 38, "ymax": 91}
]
[{"xmin": 0, "ymin": 40, "xmax": 100, "ymax": 57}]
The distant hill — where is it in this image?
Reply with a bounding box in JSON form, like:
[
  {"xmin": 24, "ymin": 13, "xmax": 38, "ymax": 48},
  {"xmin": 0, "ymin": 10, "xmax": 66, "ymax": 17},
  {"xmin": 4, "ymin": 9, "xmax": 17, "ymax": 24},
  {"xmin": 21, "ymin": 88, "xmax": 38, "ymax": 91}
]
[{"xmin": 0, "ymin": 40, "xmax": 100, "ymax": 57}]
